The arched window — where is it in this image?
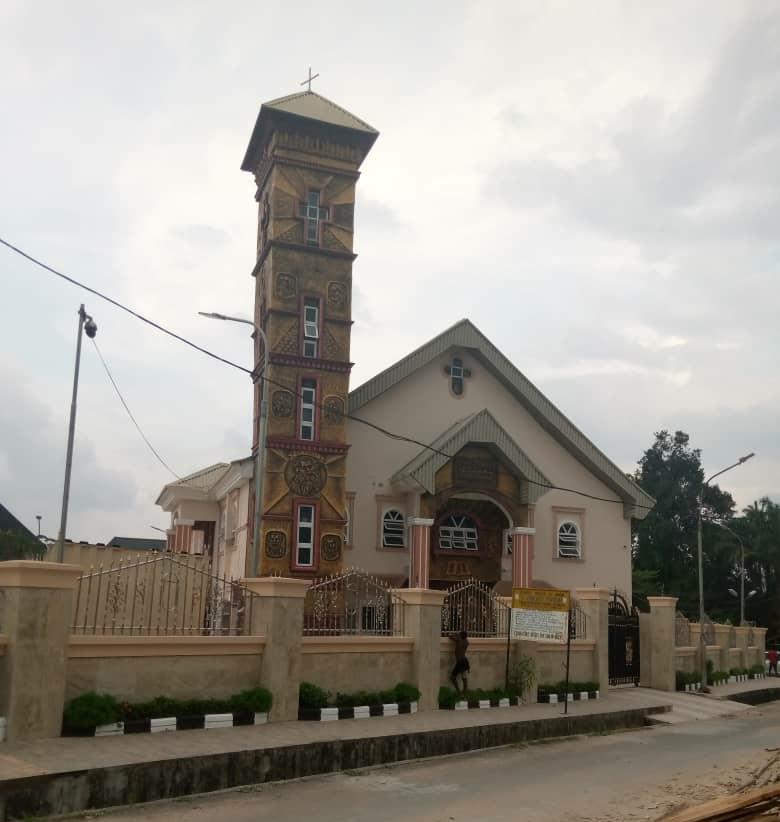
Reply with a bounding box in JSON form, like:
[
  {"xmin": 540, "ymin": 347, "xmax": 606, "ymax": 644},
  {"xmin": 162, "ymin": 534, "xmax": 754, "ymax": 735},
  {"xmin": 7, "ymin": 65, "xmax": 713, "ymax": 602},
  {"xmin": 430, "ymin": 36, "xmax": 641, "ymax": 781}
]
[
  {"xmin": 439, "ymin": 514, "xmax": 479, "ymax": 551},
  {"xmin": 557, "ymin": 521, "xmax": 581, "ymax": 558},
  {"xmin": 382, "ymin": 510, "xmax": 406, "ymax": 548}
]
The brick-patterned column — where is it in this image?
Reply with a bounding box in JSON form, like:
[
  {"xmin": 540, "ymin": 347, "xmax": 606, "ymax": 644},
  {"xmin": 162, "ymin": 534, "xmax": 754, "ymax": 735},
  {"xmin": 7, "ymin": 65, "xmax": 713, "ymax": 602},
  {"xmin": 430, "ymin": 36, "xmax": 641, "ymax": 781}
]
[
  {"xmin": 174, "ymin": 518, "xmax": 194, "ymax": 553},
  {"xmin": 509, "ymin": 526, "xmax": 535, "ymax": 589},
  {"xmin": 407, "ymin": 517, "xmax": 434, "ymax": 589}
]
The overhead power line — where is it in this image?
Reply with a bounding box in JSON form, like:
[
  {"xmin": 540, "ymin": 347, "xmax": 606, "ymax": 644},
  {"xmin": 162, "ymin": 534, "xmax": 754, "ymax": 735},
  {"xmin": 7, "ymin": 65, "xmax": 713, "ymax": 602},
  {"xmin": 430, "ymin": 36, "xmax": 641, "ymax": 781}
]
[
  {"xmin": 1, "ymin": 235, "xmax": 652, "ymax": 511},
  {"xmin": 91, "ymin": 339, "xmax": 181, "ymax": 480}
]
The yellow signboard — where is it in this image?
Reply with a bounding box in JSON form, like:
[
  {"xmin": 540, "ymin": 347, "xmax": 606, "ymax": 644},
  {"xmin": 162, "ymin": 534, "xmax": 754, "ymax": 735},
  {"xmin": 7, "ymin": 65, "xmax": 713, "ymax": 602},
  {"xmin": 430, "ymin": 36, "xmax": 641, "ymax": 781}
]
[
  {"xmin": 512, "ymin": 587, "xmax": 570, "ymax": 612},
  {"xmin": 511, "ymin": 587, "xmax": 571, "ymax": 643}
]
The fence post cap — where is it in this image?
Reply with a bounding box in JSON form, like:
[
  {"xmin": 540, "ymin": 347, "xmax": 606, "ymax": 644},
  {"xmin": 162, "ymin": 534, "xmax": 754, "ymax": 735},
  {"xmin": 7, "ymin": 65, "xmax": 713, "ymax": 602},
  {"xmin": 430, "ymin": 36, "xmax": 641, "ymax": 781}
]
[
  {"xmin": 391, "ymin": 588, "xmax": 446, "ymax": 606},
  {"xmin": 0, "ymin": 560, "xmax": 82, "ymax": 589},
  {"xmin": 573, "ymin": 588, "xmax": 611, "ymax": 601},
  {"xmin": 646, "ymin": 596, "xmax": 679, "ymax": 608}
]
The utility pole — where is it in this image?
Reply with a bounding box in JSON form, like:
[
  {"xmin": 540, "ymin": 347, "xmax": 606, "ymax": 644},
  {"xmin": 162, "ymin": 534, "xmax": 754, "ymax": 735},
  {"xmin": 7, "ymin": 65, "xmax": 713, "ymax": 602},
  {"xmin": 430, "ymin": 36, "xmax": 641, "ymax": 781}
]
[{"xmin": 55, "ymin": 305, "xmax": 97, "ymax": 562}]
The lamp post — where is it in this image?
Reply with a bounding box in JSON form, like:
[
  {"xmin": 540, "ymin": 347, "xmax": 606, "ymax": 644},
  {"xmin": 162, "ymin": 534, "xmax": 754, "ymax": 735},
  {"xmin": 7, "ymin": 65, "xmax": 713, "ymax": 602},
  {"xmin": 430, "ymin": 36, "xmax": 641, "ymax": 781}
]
[
  {"xmin": 697, "ymin": 452, "xmax": 754, "ymax": 689},
  {"xmin": 713, "ymin": 520, "xmax": 748, "ymax": 627},
  {"xmin": 199, "ymin": 311, "xmax": 268, "ymax": 578},
  {"xmin": 55, "ymin": 305, "xmax": 97, "ymax": 563}
]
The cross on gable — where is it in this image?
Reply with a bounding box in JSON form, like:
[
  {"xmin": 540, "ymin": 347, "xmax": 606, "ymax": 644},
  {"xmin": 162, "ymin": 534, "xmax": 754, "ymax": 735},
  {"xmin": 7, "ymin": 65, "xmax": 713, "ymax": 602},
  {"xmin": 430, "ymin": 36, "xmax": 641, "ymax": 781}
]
[
  {"xmin": 300, "ymin": 67, "xmax": 320, "ymax": 92},
  {"xmin": 444, "ymin": 356, "xmax": 471, "ymax": 396}
]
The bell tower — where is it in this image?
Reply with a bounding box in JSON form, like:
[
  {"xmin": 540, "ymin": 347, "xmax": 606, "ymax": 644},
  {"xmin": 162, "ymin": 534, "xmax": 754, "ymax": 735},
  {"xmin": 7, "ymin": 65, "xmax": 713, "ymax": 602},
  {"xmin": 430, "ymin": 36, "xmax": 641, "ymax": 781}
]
[{"xmin": 241, "ymin": 90, "xmax": 378, "ymax": 576}]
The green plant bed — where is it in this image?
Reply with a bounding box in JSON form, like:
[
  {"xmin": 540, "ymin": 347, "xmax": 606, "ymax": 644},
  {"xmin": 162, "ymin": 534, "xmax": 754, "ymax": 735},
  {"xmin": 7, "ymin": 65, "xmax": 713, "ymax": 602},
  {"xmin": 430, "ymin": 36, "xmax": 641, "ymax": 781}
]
[
  {"xmin": 63, "ymin": 687, "xmax": 272, "ymax": 734},
  {"xmin": 299, "ymin": 681, "xmax": 421, "ymax": 712}
]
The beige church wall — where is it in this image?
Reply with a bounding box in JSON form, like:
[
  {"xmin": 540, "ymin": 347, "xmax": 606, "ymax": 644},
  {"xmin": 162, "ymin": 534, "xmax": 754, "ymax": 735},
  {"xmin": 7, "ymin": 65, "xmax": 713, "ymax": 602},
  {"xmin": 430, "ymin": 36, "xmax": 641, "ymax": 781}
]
[
  {"xmin": 346, "ymin": 354, "xmax": 633, "ymax": 595},
  {"xmin": 177, "ymin": 500, "xmax": 220, "ymax": 523},
  {"xmin": 439, "ymin": 637, "xmax": 510, "ymax": 690},
  {"xmin": 299, "ymin": 637, "xmax": 414, "ymax": 693},
  {"xmin": 215, "ymin": 481, "xmax": 251, "ymax": 581},
  {"xmin": 65, "ymin": 636, "xmax": 265, "ymax": 702},
  {"xmin": 534, "ymin": 642, "xmax": 597, "ymax": 685}
]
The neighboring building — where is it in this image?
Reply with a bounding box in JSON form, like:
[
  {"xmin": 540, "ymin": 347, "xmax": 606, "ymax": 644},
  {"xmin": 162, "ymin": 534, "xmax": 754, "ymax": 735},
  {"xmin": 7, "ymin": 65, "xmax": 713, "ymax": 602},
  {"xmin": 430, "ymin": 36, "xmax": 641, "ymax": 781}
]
[
  {"xmin": 156, "ymin": 89, "xmax": 655, "ymax": 596},
  {"xmin": 0, "ymin": 502, "xmax": 36, "ymax": 540},
  {"xmin": 107, "ymin": 536, "xmax": 166, "ymax": 551},
  {"xmin": 156, "ymin": 457, "xmax": 254, "ymax": 581}
]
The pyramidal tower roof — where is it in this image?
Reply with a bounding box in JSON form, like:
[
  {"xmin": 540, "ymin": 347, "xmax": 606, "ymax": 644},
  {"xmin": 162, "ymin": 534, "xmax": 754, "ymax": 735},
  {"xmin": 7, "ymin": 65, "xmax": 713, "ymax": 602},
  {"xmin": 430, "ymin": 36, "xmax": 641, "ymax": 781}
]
[
  {"xmin": 241, "ymin": 90, "xmax": 378, "ymax": 171},
  {"xmin": 262, "ymin": 90, "xmax": 378, "ymax": 134}
]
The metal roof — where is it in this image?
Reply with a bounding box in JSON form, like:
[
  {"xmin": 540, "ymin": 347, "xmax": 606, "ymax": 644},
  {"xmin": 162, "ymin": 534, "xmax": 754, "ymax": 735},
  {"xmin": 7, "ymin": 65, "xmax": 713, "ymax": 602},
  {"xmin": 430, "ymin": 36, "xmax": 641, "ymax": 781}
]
[
  {"xmin": 391, "ymin": 409, "xmax": 551, "ymax": 505},
  {"xmin": 262, "ymin": 91, "xmax": 378, "ymax": 134},
  {"xmin": 349, "ymin": 319, "xmax": 655, "ymax": 519}
]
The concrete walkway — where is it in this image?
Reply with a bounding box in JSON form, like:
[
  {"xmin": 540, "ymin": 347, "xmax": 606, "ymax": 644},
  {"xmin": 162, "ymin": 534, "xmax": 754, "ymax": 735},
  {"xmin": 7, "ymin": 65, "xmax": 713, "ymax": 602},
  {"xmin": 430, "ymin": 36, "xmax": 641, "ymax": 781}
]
[
  {"xmin": 0, "ymin": 691, "xmax": 670, "ymax": 818},
  {"xmin": 3, "ymin": 685, "xmax": 776, "ymax": 819}
]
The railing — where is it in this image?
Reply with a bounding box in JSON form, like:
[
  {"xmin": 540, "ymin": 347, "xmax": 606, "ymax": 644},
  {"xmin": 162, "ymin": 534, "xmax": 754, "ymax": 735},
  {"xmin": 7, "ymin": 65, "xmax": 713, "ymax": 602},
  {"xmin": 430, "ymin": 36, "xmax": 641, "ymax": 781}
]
[
  {"xmin": 441, "ymin": 577, "xmax": 509, "ymax": 638},
  {"xmin": 303, "ymin": 568, "xmax": 405, "ymax": 636},
  {"xmin": 675, "ymin": 611, "xmax": 691, "ymax": 646},
  {"xmin": 71, "ymin": 553, "xmax": 254, "ymax": 636}
]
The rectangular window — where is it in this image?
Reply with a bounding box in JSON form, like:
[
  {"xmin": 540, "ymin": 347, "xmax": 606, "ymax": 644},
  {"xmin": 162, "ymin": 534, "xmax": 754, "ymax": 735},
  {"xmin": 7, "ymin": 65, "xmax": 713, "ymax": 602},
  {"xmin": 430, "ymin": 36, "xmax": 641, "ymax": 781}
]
[
  {"xmin": 303, "ymin": 298, "xmax": 319, "ymax": 358},
  {"xmin": 296, "ymin": 504, "xmax": 315, "ymax": 566},
  {"xmin": 299, "ymin": 190, "xmax": 329, "ymax": 246},
  {"xmin": 300, "ymin": 378, "xmax": 317, "ymax": 441}
]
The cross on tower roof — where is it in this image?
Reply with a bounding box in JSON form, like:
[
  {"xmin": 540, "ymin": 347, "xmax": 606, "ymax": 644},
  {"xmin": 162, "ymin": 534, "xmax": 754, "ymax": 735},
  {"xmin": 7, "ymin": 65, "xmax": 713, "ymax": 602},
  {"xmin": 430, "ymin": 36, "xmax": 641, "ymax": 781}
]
[{"xmin": 300, "ymin": 67, "xmax": 320, "ymax": 92}]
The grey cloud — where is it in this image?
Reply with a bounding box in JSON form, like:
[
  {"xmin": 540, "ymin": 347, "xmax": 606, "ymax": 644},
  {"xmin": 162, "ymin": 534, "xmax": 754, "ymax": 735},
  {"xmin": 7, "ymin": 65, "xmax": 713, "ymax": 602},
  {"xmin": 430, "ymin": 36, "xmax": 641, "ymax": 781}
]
[
  {"xmin": 487, "ymin": 7, "xmax": 780, "ymax": 248},
  {"xmin": 0, "ymin": 366, "xmax": 137, "ymax": 538}
]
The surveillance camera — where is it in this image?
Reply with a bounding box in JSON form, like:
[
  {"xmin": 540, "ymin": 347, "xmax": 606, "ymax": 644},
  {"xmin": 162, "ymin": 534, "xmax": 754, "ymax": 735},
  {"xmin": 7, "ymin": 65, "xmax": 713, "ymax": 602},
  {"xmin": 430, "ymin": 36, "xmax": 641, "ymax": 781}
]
[{"xmin": 84, "ymin": 318, "xmax": 97, "ymax": 338}]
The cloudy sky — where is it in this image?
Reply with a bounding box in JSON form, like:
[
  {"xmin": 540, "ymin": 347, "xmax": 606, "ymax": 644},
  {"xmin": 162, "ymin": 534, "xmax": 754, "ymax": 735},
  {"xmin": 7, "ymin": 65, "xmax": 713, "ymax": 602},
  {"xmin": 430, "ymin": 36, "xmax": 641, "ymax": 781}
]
[{"xmin": 1, "ymin": 1, "xmax": 777, "ymax": 543}]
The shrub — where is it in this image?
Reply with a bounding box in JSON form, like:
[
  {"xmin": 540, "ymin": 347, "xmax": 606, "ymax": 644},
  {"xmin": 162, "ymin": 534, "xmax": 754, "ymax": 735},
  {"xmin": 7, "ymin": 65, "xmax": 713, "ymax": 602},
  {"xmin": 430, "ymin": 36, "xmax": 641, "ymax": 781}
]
[
  {"xmin": 438, "ymin": 686, "xmax": 458, "ymax": 708},
  {"xmin": 507, "ymin": 655, "xmax": 536, "ymax": 698},
  {"xmin": 750, "ymin": 664, "xmax": 765, "ymax": 675},
  {"xmin": 392, "ymin": 682, "xmax": 421, "ymax": 704},
  {"xmin": 230, "ymin": 687, "xmax": 272, "ymax": 714},
  {"xmin": 299, "ymin": 681, "xmax": 330, "ymax": 710},
  {"xmin": 63, "ymin": 692, "xmax": 121, "ymax": 731}
]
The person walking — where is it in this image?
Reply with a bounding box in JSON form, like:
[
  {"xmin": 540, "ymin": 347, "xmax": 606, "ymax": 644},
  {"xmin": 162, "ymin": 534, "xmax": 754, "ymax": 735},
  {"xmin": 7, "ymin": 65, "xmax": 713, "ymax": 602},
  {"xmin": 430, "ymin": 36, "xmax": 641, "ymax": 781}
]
[
  {"xmin": 768, "ymin": 647, "xmax": 778, "ymax": 676},
  {"xmin": 450, "ymin": 630, "xmax": 470, "ymax": 694}
]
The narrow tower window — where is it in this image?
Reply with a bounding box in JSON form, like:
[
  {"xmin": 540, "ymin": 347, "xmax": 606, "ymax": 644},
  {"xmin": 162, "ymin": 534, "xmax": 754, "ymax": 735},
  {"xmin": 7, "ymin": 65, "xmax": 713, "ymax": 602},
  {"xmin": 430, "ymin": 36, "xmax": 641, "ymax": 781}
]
[
  {"xmin": 303, "ymin": 298, "xmax": 319, "ymax": 358},
  {"xmin": 300, "ymin": 379, "xmax": 317, "ymax": 441},
  {"xmin": 296, "ymin": 504, "xmax": 315, "ymax": 566},
  {"xmin": 300, "ymin": 190, "xmax": 329, "ymax": 246}
]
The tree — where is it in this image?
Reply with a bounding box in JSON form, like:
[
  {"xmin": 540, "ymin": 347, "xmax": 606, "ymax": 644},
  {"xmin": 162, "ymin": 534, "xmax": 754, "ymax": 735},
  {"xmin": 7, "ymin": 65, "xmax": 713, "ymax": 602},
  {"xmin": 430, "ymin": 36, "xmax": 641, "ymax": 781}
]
[
  {"xmin": 0, "ymin": 529, "xmax": 46, "ymax": 561},
  {"xmin": 632, "ymin": 431, "xmax": 735, "ymax": 616},
  {"xmin": 739, "ymin": 498, "xmax": 780, "ymax": 640}
]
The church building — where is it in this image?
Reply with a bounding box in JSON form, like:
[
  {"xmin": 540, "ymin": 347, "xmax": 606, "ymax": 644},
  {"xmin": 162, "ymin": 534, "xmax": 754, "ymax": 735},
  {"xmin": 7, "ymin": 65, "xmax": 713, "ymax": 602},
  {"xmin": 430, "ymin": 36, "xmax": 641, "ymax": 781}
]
[{"xmin": 156, "ymin": 89, "xmax": 654, "ymax": 597}]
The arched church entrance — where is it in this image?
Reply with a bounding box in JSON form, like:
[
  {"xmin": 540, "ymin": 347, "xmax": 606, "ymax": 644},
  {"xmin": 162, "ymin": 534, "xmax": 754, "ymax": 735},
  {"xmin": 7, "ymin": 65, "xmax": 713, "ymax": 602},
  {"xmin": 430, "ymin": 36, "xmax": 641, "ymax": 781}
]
[{"xmin": 426, "ymin": 494, "xmax": 510, "ymax": 590}]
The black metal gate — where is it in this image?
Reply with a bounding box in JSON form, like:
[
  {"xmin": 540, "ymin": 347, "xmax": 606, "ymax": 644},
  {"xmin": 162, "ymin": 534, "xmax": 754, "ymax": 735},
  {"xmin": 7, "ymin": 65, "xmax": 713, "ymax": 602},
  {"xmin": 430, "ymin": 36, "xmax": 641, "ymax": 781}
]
[{"xmin": 608, "ymin": 590, "xmax": 640, "ymax": 686}]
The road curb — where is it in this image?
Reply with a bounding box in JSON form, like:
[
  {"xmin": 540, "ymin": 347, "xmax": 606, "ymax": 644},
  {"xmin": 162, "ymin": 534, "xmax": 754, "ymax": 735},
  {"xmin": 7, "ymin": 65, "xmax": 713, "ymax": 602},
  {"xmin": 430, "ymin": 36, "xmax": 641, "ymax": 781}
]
[{"xmin": 0, "ymin": 705, "xmax": 667, "ymax": 820}]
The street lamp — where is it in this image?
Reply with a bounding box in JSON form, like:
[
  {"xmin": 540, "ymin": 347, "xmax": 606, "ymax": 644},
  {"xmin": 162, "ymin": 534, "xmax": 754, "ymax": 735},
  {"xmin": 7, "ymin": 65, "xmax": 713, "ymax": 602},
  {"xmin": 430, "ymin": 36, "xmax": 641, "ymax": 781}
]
[
  {"xmin": 55, "ymin": 305, "xmax": 97, "ymax": 563},
  {"xmin": 713, "ymin": 519, "xmax": 750, "ymax": 627},
  {"xmin": 199, "ymin": 311, "xmax": 268, "ymax": 578},
  {"xmin": 697, "ymin": 452, "xmax": 754, "ymax": 689}
]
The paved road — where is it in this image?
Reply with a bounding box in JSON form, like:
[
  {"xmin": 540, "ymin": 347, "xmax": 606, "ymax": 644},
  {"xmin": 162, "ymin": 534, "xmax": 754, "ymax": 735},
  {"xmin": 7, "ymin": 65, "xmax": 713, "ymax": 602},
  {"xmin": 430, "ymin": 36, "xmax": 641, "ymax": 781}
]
[{"xmin": 74, "ymin": 702, "xmax": 780, "ymax": 822}]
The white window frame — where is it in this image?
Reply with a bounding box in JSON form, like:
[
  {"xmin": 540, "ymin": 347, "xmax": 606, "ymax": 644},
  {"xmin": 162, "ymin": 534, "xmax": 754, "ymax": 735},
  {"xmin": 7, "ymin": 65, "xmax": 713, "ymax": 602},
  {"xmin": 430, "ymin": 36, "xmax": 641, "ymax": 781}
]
[
  {"xmin": 303, "ymin": 298, "xmax": 319, "ymax": 358},
  {"xmin": 382, "ymin": 509, "xmax": 406, "ymax": 548},
  {"xmin": 296, "ymin": 504, "xmax": 315, "ymax": 567},
  {"xmin": 301, "ymin": 190, "xmax": 329, "ymax": 245},
  {"xmin": 557, "ymin": 521, "xmax": 581, "ymax": 559},
  {"xmin": 439, "ymin": 514, "xmax": 479, "ymax": 551},
  {"xmin": 300, "ymin": 379, "xmax": 316, "ymax": 441}
]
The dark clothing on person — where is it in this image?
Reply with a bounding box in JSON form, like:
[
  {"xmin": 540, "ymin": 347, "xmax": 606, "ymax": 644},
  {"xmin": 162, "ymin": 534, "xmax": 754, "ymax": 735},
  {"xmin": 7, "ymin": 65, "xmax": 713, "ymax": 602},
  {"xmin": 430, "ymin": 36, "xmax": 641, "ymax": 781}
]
[
  {"xmin": 450, "ymin": 633, "xmax": 470, "ymax": 692},
  {"xmin": 769, "ymin": 649, "xmax": 778, "ymax": 675}
]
